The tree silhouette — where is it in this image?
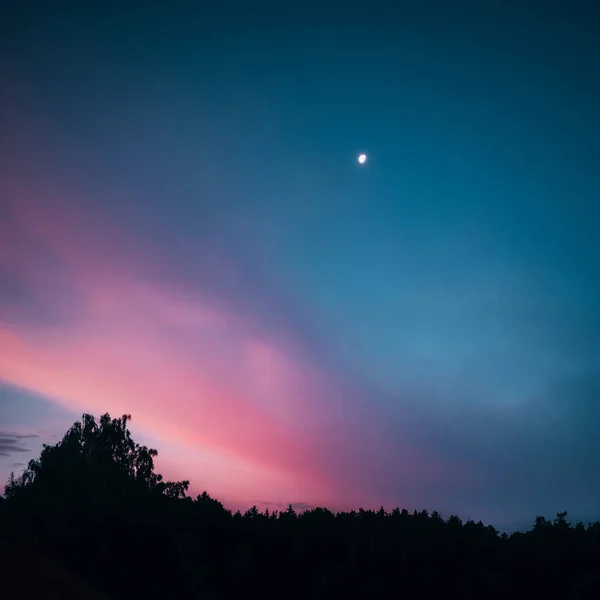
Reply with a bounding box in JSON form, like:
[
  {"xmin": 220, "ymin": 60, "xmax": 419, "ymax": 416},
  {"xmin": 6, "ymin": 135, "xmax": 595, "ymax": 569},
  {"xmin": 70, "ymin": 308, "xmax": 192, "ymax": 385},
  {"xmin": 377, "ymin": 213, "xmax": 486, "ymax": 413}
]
[
  {"xmin": 5, "ymin": 413, "xmax": 189, "ymax": 505},
  {"xmin": 2, "ymin": 411, "xmax": 600, "ymax": 600}
]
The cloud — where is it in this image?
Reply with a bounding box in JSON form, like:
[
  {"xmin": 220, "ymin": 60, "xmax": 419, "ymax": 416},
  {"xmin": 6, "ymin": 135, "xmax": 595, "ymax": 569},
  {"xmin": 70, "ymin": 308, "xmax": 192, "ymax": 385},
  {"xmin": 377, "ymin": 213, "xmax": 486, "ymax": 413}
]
[
  {"xmin": 0, "ymin": 183, "xmax": 443, "ymax": 509},
  {"xmin": 291, "ymin": 502, "xmax": 315, "ymax": 512},
  {"xmin": 252, "ymin": 501, "xmax": 315, "ymax": 512},
  {"xmin": 0, "ymin": 432, "xmax": 39, "ymax": 457},
  {"xmin": 6, "ymin": 181, "xmax": 596, "ymax": 524}
]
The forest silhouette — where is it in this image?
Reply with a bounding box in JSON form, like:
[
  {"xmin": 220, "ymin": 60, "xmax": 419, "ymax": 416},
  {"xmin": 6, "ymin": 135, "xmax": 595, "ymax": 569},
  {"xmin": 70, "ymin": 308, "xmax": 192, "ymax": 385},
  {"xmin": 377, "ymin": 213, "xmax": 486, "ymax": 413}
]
[{"xmin": 2, "ymin": 412, "xmax": 600, "ymax": 599}]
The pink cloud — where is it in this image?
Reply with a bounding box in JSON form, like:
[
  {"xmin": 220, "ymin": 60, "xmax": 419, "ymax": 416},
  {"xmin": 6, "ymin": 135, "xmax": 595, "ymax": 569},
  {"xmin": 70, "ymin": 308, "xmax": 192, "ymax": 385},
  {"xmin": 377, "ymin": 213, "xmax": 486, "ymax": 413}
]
[
  {"xmin": 0, "ymin": 183, "xmax": 396, "ymax": 508},
  {"xmin": 0, "ymin": 182, "xmax": 457, "ymax": 511}
]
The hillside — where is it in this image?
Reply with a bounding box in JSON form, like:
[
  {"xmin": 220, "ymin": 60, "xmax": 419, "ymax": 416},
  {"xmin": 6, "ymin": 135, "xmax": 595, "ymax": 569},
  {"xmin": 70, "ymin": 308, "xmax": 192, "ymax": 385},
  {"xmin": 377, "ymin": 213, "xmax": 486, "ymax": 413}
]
[{"xmin": 0, "ymin": 499, "xmax": 107, "ymax": 599}]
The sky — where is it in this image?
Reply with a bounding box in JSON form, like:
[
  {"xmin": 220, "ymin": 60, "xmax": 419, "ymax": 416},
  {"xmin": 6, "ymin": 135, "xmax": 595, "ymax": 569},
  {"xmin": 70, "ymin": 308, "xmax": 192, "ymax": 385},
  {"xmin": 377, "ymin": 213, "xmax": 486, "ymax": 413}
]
[{"xmin": 0, "ymin": 1, "xmax": 599, "ymax": 531}]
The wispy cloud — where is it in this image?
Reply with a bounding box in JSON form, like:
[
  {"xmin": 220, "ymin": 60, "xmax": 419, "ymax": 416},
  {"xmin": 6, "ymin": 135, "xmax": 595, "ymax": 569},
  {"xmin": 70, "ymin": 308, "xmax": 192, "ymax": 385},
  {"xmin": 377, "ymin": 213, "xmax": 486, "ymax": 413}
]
[
  {"xmin": 252, "ymin": 501, "xmax": 315, "ymax": 512},
  {"xmin": 0, "ymin": 184, "xmax": 439, "ymax": 508},
  {"xmin": 0, "ymin": 432, "xmax": 39, "ymax": 457},
  {"xmin": 2, "ymin": 180, "xmax": 597, "ymax": 523}
]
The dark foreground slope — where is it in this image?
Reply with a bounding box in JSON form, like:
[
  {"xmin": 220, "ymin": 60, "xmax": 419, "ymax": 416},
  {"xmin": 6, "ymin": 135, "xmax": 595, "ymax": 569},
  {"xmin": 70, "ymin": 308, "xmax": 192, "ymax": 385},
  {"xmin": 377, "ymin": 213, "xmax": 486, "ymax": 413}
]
[
  {"xmin": 3, "ymin": 496, "xmax": 600, "ymax": 600},
  {"xmin": 0, "ymin": 498, "xmax": 107, "ymax": 599}
]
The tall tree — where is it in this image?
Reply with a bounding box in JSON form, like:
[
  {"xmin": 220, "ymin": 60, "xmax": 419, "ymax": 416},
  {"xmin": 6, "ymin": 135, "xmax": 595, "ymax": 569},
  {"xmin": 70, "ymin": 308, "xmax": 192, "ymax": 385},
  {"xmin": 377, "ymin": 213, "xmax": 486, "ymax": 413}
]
[{"xmin": 4, "ymin": 412, "xmax": 189, "ymax": 505}]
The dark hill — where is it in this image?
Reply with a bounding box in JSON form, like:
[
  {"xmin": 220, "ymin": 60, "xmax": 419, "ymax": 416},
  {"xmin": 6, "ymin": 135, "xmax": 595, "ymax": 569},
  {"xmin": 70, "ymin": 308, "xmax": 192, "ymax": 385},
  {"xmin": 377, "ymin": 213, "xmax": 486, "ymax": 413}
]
[{"xmin": 0, "ymin": 499, "xmax": 107, "ymax": 599}]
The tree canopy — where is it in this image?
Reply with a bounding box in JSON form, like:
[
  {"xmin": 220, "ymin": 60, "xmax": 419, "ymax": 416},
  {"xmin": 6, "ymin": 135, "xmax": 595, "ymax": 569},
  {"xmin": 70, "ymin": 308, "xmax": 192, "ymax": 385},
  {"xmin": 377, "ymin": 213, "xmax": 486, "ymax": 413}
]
[
  {"xmin": 2, "ymin": 412, "xmax": 600, "ymax": 600},
  {"xmin": 5, "ymin": 413, "xmax": 189, "ymax": 506}
]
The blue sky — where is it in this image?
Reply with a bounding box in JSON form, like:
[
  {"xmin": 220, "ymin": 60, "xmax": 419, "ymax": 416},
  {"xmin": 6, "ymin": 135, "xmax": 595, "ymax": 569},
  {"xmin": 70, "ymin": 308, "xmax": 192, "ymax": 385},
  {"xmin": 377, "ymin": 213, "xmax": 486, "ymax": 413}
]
[{"xmin": 0, "ymin": 1, "xmax": 599, "ymax": 530}]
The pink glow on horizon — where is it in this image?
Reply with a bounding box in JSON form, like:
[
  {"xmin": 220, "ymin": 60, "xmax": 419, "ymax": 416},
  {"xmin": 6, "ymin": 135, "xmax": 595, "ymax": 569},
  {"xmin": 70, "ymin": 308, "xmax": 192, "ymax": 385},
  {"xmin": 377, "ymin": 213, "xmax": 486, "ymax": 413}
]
[{"xmin": 0, "ymin": 184, "xmax": 395, "ymax": 509}]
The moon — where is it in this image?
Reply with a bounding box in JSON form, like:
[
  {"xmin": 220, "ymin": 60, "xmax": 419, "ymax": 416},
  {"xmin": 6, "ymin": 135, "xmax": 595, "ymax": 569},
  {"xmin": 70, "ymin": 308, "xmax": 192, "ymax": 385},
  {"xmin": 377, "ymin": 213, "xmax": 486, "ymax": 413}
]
[{"xmin": 357, "ymin": 153, "xmax": 367, "ymax": 164}]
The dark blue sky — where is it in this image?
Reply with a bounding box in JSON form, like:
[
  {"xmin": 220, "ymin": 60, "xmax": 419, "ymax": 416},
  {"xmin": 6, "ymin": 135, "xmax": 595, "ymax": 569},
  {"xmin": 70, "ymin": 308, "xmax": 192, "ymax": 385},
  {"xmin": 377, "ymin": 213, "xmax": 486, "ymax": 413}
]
[{"xmin": 1, "ymin": 1, "xmax": 599, "ymax": 530}]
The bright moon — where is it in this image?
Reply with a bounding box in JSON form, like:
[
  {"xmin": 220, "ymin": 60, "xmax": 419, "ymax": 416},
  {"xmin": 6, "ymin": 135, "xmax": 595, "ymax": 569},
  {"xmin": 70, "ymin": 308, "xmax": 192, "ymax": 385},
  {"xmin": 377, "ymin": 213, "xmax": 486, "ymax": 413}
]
[{"xmin": 358, "ymin": 153, "xmax": 367, "ymax": 164}]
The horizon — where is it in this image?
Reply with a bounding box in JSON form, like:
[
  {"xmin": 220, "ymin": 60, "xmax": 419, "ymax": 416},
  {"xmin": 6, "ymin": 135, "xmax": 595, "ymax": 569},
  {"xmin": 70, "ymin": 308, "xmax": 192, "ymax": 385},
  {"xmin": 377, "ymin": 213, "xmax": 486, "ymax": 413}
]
[
  {"xmin": 1, "ymin": 1, "xmax": 599, "ymax": 531},
  {"xmin": 4, "ymin": 400, "xmax": 598, "ymax": 536}
]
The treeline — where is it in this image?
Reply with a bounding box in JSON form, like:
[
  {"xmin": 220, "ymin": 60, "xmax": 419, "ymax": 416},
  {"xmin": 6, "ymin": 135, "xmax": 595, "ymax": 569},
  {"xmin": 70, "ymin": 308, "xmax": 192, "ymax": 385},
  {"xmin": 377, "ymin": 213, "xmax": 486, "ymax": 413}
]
[{"xmin": 2, "ymin": 412, "xmax": 600, "ymax": 599}]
